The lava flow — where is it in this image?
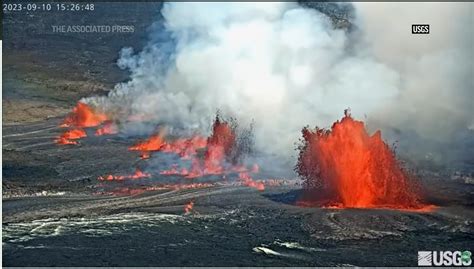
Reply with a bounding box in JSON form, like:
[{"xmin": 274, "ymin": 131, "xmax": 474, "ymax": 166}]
[
  {"xmin": 296, "ymin": 110, "xmax": 427, "ymax": 210},
  {"xmin": 98, "ymin": 168, "xmax": 151, "ymax": 181},
  {"xmin": 55, "ymin": 128, "xmax": 87, "ymax": 145}
]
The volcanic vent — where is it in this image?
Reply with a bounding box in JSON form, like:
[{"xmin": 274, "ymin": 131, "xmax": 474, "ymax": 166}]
[{"xmin": 296, "ymin": 110, "xmax": 430, "ymax": 210}]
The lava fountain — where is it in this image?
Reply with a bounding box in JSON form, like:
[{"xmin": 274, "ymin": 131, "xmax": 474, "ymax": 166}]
[
  {"xmin": 60, "ymin": 102, "xmax": 108, "ymax": 128},
  {"xmin": 56, "ymin": 102, "xmax": 110, "ymax": 145},
  {"xmin": 296, "ymin": 110, "xmax": 428, "ymax": 210}
]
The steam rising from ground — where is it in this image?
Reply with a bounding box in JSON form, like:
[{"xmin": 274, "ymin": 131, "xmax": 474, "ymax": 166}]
[{"xmin": 85, "ymin": 2, "xmax": 473, "ymax": 171}]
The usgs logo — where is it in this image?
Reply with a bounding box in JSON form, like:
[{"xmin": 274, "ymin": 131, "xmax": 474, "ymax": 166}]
[
  {"xmin": 412, "ymin": 24, "xmax": 430, "ymax": 34},
  {"xmin": 418, "ymin": 251, "xmax": 472, "ymax": 266}
]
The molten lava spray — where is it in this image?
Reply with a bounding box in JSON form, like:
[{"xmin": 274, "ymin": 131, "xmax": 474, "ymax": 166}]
[
  {"xmin": 296, "ymin": 110, "xmax": 425, "ymax": 210},
  {"xmin": 206, "ymin": 115, "xmax": 236, "ymax": 160},
  {"xmin": 161, "ymin": 136, "xmax": 207, "ymax": 159},
  {"xmin": 129, "ymin": 128, "xmax": 167, "ymax": 152},
  {"xmin": 56, "ymin": 102, "xmax": 109, "ymax": 145},
  {"xmin": 61, "ymin": 102, "xmax": 108, "ymax": 128},
  {"xmin": 202, "ymin": 115, "xmax": 236, "ymax": 173}
]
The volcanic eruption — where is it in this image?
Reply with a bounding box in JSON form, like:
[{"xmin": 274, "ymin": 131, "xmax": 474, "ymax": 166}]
[
  {"xmin": 156, "ymin": 114, "xmax": 262, "ymax": 187},
  {"xmin": 56, "ymin": 102, "xmax": 111, "ymax": 145},
  {"xmin": 296, "ymin": 110, "xmax": 429, "ymax": 210},
  {"xmin": 60, "ymin": 102, "xmax": 108, "ymax": 128}
]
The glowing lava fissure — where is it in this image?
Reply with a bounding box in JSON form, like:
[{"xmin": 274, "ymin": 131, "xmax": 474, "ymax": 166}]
[
  {"xmin": 161, "ymin": 115, "xmax": 261, "ymax": 189},
  {"xmin": 129, "ymin": 133, "xmax": 166, "ymax": 152},
  {"xmin": 295, "ymin": 110, "xmax": 426, "ymax": 210},
  {"xmin": 56, "ymin": 102, "xmax": 112, "ymax": 145},
  {"xmin": 129, "ymin": 114, "xmax": 261, "ymax": 188},
  {"xmin": 98, "ymin": 168, "xmax": 151, "ymax": 181},
  {"xmin": 55, "ymin": 128, "xmax": 87, "ymax": 145}
]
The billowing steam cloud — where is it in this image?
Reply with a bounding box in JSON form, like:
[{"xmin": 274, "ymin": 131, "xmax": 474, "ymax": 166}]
[
  {"xmin": 85, "ymin": 2, "xmax": 473, "ymax": 171},
  {"xmin": 353, "ymin": 3, "xmax": 473, "ymax": 168}
]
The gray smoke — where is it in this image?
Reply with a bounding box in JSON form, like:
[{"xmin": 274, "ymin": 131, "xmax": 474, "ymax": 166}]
[{"xmin": 85, "ymin": 2, "xmax": 473, "ymax": 172}]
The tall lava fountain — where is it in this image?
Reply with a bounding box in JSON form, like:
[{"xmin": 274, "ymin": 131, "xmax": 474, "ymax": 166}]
[{"xmin": 296, "ymin": 110, "xmax": 427, "ymax": 210}]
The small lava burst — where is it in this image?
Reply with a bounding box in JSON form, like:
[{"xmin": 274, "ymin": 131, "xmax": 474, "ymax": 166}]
[
  {"xmin": 129, "ymin": 129, "xmax": 166, "ymax": 152},
  {"xmin": 186, "ymin": 114, "xmax": 238, "ymax": 177},
  {"xmin": 157, "ymin": 114, "xmax": 259, "ymax": 180},
  {"xmin": 55, "ymin": 128, "xmax": 87, "ymax": 145},
  {"xmin": 56, "ymin": 102, "xmax": 109, "ymax": 145},
  {"xmin": 184, "ymin": 200, "xmax": 194, "ymax": 214},
  {"xmin": 206, "ymin": 114, "xmax": 236, "ymax": 160},
  {"xmin": 296, "ymin": 110, "xmax": 429, "ymax": 211},
  {"xmin": 60, "ymin": 102, "xmax": 108, "ymax": 128}
]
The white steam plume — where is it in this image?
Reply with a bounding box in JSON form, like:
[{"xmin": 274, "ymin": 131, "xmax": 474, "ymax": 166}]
[
  {"xmin": 86, "ymin": 2, "xmax": 473, "ymax": 169},
  {"xmin": 353, "ymin": 3, "xmax": 473, "ymax": 166}
]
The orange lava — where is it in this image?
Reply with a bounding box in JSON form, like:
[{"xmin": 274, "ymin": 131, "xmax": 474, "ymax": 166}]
[
  {"xmin": 161, "ymin": 136, "xmax": 207, "ymax": 159},
  {"xmin": 184, "ymin": 200, "xmax": 194, "ymax": 213},
  {"xmin": 157, "ymin": 116, "xmax": 259, "ymax": 183},
  {"xmin": 184, "ymin": 115, "xmax": 238, "ymax": 178},
  {"xmin": 55, "ymin": 128, "xmax": 87, "ymax": 145},
  {"xmin": 56, "ymin": 102, "xmax": 109, "ymax": 145},
  {"xmin": 98, "ymin": 168, "xmax": 151, "ymax": 181},
  {"xmin": 159, "ymin": 165, "xmax": 190, "ymax": 176},
  {"xmin": 60, "ymin": 102, "xmax": 108, "ymax": 128},
  {"xmin": 129, "ymin": 133, "xmax": 165, "ymax": 152},
  {"xmin": 123, "ymin": 115, "xmax": 260, "ymax": 191},
  {"xmin": 239, "ymin": 172, "xmax": 265, "ymax": 191},
  {"xmin": 207, "ymin": 115, "xmax": 236, "ymax": 159},
  {"xmin": 296, "ymin": 110, "xmax": 426, "ymax": 210},
  {"xmin": 95, "ymin": 121, "xmax": 118, "ymax": 136}
]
